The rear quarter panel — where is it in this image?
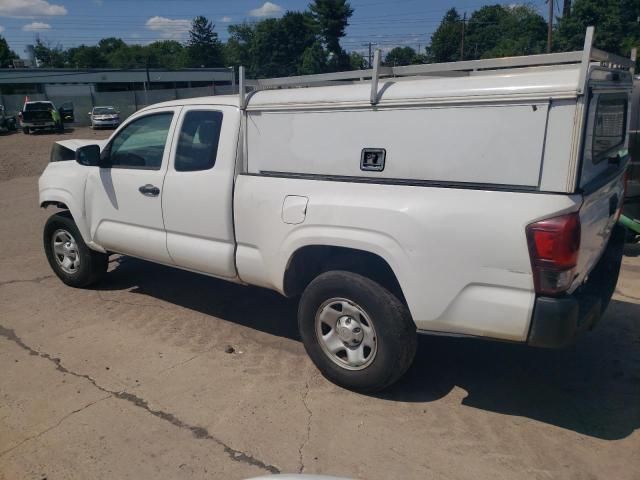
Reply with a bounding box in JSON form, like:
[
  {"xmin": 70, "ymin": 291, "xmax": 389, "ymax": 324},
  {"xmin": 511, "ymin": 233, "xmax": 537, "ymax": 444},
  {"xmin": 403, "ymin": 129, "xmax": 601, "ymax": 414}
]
[{"xmin": 234, "ymin": 175, "xmax": 581, "ymax": 341}]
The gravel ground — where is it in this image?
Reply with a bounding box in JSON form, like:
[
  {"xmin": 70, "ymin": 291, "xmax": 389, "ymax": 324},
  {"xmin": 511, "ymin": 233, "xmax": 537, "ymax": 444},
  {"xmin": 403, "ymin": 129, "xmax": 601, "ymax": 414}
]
[
  {"xmin": 0, "ymin": 127, "xmax": 111, "ymax": 182},
  {"xmin": 0, "ymin": 128, "xmax": 639, "ymax": 480}
]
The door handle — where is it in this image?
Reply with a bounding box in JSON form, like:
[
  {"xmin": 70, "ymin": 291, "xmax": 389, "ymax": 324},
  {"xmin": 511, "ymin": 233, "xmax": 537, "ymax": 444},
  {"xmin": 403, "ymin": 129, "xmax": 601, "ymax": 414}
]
[{"xmin": 138, "ymin": 184, "xmax": 160, "ymax": 197}]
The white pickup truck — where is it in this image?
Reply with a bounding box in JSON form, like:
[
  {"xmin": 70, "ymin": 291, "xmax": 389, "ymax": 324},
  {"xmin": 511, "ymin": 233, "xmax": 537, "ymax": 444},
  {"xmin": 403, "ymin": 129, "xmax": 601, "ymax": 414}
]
[{"xmin": 38, "ymin": 29, "xmax": 632, "ymax": 392}]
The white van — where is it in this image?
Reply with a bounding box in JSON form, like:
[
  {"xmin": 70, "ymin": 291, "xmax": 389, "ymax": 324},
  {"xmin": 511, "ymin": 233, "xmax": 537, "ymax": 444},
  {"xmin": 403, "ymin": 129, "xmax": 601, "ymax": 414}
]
[{"xmin": 39, "ymin": 28, "xmax": 633, "ymax": 391}]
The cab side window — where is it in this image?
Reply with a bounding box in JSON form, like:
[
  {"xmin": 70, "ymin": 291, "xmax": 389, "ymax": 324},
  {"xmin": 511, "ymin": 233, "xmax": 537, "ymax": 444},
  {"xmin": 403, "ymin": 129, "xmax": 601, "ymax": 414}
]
[
  {"xmin": 175, "ymin": 111, "xmax": 223, "ymax": 172},
  {"xmin": 107, "ymin": 113, "xmax": 173, "ymax": 170}
]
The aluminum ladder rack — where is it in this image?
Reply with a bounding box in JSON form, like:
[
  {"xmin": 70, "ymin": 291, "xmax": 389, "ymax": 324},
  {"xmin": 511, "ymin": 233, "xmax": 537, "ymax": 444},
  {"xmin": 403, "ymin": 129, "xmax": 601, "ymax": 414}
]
[{"xmin": 238, "ymin": 26, "xmax": 636, "ymax": 108}]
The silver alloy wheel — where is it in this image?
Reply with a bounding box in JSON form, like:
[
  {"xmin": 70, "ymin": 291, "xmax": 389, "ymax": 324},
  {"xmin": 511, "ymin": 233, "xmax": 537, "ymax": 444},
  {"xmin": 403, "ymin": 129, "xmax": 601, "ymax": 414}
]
[
  {"xmin": 52, "ymin": 229, "xmax": 80, "ymax": 274},
  {"xmin": 315, "ymin": 297, "xmax": 377, "ymax": 370}
]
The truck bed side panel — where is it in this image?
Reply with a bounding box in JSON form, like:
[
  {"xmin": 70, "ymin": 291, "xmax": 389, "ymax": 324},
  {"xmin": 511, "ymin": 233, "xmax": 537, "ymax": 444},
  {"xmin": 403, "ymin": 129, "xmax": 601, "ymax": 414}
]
[{"xmin": 234, "ymin": 175, "xmax": 581, "ymax": 341}]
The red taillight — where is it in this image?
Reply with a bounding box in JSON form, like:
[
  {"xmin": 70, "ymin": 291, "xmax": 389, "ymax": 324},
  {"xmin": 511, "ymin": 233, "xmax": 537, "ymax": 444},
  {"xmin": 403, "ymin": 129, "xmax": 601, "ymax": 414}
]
[{"xmin": 526, "ymin": 212, "xmax": 581, "ymax": 296}]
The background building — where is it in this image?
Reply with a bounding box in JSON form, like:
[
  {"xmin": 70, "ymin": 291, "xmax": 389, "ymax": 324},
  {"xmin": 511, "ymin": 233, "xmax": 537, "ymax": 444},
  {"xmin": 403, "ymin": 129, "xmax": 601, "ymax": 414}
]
[{"xmin": 0, "ymin": 67, "xmax": 235, "ymax": 125}]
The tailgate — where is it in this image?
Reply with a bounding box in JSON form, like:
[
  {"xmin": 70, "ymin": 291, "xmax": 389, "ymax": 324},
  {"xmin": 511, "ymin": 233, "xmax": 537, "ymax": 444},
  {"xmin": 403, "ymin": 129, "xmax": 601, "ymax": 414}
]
[
  {"xmin": 574, "ymin": 169, "xmax": 626, "ymax": 290},
  {"xmin": 573, "ymin": 88, "xmax": 629, "ymax": 290}
]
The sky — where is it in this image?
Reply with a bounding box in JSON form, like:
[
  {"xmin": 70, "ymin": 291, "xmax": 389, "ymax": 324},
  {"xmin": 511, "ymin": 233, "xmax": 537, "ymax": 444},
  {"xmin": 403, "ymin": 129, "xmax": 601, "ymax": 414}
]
[{"xmin": 0, "ymin": 0, "xmax": 552, "ymax": 59}]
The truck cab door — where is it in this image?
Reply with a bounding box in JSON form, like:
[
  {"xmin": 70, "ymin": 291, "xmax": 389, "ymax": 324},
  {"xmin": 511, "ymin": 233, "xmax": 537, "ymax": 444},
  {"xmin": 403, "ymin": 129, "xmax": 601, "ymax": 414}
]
[
  {"xmin": 85, "ymin": 107, "xmax": 181, "ymax": 264},
  {"xmin": 161, "ymin": 105, "xmax": 239, "ymax": 279}
]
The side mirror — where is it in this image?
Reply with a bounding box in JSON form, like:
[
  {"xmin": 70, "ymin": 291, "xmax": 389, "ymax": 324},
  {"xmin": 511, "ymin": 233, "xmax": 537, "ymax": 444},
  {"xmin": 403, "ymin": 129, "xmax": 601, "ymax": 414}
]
[
  {"xmin": 76, "ymin": 144, "xmax": 101, "ymax": 167},
  {"xmin": 88, "ymin": 112, "xmax": 92, "ymax": 116}
]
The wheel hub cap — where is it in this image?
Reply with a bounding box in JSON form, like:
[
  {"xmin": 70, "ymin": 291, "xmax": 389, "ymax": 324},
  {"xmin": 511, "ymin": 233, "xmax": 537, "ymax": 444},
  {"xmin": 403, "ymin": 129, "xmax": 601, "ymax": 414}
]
[
  {"xmin": 315, "ymin": 298, "xmax": 377, "ymax": 371},
  {"xmin": 52, "ymin": 229, "xmax": 80, "ymax": 274},
  {"xmin": 336, "ymin": 316, "xmax": 364, "ymax": 346}
]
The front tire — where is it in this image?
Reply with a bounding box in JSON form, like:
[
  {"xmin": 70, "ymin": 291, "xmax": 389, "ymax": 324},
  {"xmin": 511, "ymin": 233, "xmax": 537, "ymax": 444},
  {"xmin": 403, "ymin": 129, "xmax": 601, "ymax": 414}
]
[
  {"xmin": 43, "ymin": 212, "xmax": 108, "ymax": 287},
  {"xmin": 22, "ymin": 127, "xmax": 29, "ymax": 134},
  {"xmin": 298, "ymin": 271, "xmax": 416, "ymax": 393}
]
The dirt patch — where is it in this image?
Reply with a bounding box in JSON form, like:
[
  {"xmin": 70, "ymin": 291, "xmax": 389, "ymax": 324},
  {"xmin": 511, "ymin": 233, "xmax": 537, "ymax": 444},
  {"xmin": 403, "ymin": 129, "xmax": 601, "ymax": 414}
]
[{"xmin": 0, "ymin": 127, "xmax": 111, "ymax": 182}]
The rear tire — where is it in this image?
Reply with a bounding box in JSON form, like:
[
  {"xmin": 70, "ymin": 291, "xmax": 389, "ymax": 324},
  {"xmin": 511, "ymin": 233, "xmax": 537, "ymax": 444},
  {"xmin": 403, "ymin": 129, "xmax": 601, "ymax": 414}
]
[
  {"xmin": 43, "ymin": 212, "xmax": 108, "ymax": 288},
  {"xmin": 298, "ymin": 270, "xmax": 416, "ymax": 393}
]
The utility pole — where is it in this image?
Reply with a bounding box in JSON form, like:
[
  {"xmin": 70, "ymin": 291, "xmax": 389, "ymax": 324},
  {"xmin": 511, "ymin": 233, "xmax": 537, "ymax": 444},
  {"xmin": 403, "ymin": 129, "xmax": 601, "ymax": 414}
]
[
  {"xmin": 361, "ymin": 42, "xmax": 378, "ymax": 68},
  {"xmin": 547, "ymin": 0, "xmax": 553, "ymax": 53},
  {"xmin": 460, "ymin": 12, "xmax": 466, "ymax": 60}
]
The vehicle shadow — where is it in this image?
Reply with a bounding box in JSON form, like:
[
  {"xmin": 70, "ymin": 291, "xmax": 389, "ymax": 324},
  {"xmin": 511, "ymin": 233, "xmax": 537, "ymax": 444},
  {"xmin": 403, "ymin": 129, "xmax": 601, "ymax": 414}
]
[
  {"xmin": 26, "ymin": 127, "xmax": 75, "ymax": 135},
  {"xmin": 97, "ymin": 256, "xmax": 301, "ymax": 341},
  {"xmin": 97, "ymin": 257, "xmax": 640, "ymax": 441},
  {"xmin": 381, "ymin": 298, "xmax": 640, "ymax": 441}
]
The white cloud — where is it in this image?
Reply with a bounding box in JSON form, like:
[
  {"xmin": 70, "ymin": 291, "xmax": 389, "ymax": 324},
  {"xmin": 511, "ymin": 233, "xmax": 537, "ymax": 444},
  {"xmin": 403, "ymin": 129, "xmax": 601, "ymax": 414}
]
[
  {"xmin": 0, "ymin": 0, "xmax": 67, "ymax": 18},
  {"xmin": 145, "ymin": 16, "xmax": 191, "ymax": 40},
  {"xmin": 0, "ymin": 25, "xmax": 4, "ymax": 34},
  {"xmin": 248, "ymin": 2, "xmax": 283, "ymax": 18},
  {"xmin": 220, "ymin": 16, "xmax": 232, "ymax": 23},
  {"xmin": 22, "ymin": 21, "xmax": 52, "ymax": 31}
]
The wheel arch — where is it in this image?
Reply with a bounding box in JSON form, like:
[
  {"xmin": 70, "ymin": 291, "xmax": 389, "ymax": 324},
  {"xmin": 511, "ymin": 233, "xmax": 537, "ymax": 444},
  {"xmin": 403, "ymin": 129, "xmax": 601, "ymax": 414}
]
[
  {"xmin": 41, "ymin": 200, "xmax": 69, "ymax": 210},
  {"xmin": 39, "ymin": 188, "xmax": 96, "ymax": 249},
  {"xmin": 283, "ymin": 244, "xmax": 407, "ymax": 306}
]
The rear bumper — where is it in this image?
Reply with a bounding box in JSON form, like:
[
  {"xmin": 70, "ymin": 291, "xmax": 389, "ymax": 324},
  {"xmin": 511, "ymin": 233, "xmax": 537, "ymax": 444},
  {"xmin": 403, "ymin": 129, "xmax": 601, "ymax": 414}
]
[
  {"xmin": 22, "ymin": 122, "xmax": 55, "ymax": 128},
  {"xmin": 527, "ymin": 224, "xmax": 625, "ymax": 348}
]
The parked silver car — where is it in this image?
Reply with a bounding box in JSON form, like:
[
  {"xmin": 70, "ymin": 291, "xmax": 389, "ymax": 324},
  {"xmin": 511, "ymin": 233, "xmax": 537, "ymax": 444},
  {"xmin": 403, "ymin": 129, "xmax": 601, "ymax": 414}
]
[{"xmin": 89, "ymin": 106, "xmax": 120, "ymax": 129}]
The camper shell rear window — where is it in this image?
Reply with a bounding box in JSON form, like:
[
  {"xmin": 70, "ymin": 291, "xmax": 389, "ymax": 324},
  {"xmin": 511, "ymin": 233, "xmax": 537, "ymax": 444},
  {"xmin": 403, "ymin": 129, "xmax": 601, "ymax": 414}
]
[{"xmin": 592, "ymin": 94, "xmax": 628, "ymax": 164}]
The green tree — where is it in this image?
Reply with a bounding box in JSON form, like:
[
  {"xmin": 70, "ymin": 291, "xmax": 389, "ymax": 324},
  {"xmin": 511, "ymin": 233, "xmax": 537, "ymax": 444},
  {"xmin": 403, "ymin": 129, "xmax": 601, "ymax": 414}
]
[
  {"xmin": 187, "ymin": 15, "xmax": 224, "ymax": 67},
  {"xmin": 66, "ymin": 45, "xmax": 107, "ymax": 68},
  {"xmin": 300, "ymin": 41, "xmax": 328, "ymax": 74},
  {"xmin": 0, "ymin": 35, "xmax": 19, "ymax": 68},
  {"xmin": 97, "ymin": 37, "xmax": 127, "ymax": 57},
  {"xmin": 33, "ymin": 39, "xmax": 66, "ymax": 67},
  {"xmin": 226, "ymin": 12, "xmax": 319, "ymax": 77},
  {"xmin": 309, "ymin": 0, "xmax": 353, "ymax": 69},
  {"xmin": 250, "ymin": 13, "xmax": 316, "ymax": 77},
  {"xmin": 555, "ymin": 0, "xmax": 640, "ymax": 59},
  {"xmin": 106, "ymin": 44, "xmax": 148, "ymax": 69},
  {"xmin": 146, "ymin": 40, "xmax": 187, "ymax": 69},
  {"xmin": 464, "ymin": 5, "xmax": 546, "ymax": 59},
  {"xmin": 224, "ymin": 23, "xmax": 255, "ymax": 69},
  {"xmin": 349, "ymin": 51, "xmax": 366, "ymax": 69},
  {"xmin": 384, "ymin": 46, "xmax": 420, "ymax": 66},
  {"xmin": 426, "ymin": 8, "xmax": 463, "ymax": 63}
]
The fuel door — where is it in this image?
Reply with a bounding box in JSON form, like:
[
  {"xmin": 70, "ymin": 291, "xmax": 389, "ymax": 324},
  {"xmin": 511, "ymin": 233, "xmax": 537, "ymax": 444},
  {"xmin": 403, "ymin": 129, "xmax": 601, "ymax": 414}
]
[{"xmin": 282, "ymin": 195, "xmax": 309, "ymax": 225}]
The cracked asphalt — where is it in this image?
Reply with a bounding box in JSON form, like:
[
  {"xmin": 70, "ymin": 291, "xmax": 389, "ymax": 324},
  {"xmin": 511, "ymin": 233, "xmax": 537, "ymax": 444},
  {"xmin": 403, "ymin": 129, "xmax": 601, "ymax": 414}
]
[{"xmin": 1, "ymin": 128, "xmax": 640, "ymax": 480}]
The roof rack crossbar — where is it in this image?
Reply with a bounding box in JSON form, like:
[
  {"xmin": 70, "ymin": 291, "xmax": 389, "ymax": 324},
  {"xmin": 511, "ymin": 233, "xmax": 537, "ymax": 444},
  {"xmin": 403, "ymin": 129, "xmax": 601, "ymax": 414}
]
[
  {"xmin": 237, "ymin": 26, "xmax": 635, "ymax": 108},
  {"xmin": 591, "ymin": 48, "xmax": 635, "ymax": 69}
]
